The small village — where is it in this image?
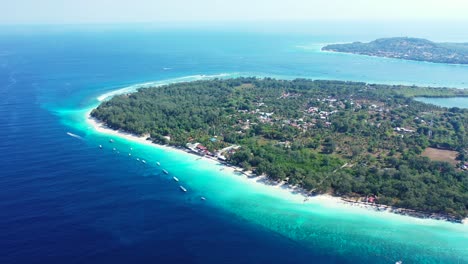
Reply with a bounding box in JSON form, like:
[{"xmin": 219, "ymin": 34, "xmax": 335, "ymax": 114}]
[
  {"xmin": 92, "ymin": 78, "xmax": 468, "ymax": 222},
  {"xmin": 177, "ymin": 89, "xmax": 468, "ymax": 173}
]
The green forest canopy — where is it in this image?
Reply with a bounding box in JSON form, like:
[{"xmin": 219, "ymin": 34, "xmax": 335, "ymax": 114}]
[
  {"xmin": 92, "ymin": 78, "xmax": 468, "ymax": 219},
  {"xmin": 322, "ymin": 37, "xmax": 468, "ymax": 64}
]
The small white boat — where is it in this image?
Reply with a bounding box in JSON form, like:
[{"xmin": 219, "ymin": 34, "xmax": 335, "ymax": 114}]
[
  {"xmin": 128, "ymin": 153, "xmax": 131, "ymax": 156},
  {"xmin": 179, "ymin": 186, "xmax": 187, "ymax": 192},
  {"xmin": 156, "ymin": 162, "xmax": 160, "ymax": 166},
  {"xmin": 109, "ymin": 139, "xmax": 114, "ymax": 143},
  {"xmin": 162, "ymin": 169, "xmax": 169, "ymax": 175},
  {"xmin": 201, "ymin": 197, "xmax": 206, "ymax": 201},
  {"xmin": 395, "ymin": 261, "xmax": 402, "ymax": 264},
  {"xmin": 130, "ymin": 147, "xmax": 133, "ymax": 151},
  {"xmin": 112, "ymin": 148, "xmax": 116, "ymax": 151},
  {"xmin": 136, "ymin": 158, "xmax": 140, "ymax": 161},
  {"xmin": 142, "ymin": 160, "xmax": 146, "ymax": 164},
  {"xmin": 99, "ymin": 145, "xmax": 102, "ymax": 149},
  {"xmin": 173, "ymin": 176, "xmax": 179, "ymax": 182}
]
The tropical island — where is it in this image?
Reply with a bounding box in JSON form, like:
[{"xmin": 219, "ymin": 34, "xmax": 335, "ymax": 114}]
[
  {"xmin": 91, "ymin": 78, "xmax": 468, "ymax": 221},
  {"xmin": 322, "ymin": 37, "xmax": 468, "ymax": 64}
]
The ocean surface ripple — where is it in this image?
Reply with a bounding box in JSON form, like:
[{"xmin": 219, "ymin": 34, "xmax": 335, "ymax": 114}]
[{"xmin": 0, "ymin": 28, "xmax": 467, "ymax": 264}]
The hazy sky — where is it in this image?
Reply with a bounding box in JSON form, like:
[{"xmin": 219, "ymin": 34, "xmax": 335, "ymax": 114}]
[{"xmin": 2, "ymin": 0, "xmax": 468, "ymax": 24}]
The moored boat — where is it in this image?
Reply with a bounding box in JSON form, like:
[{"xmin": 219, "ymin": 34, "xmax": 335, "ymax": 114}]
[
  {"xmin": 173, "ymin": 176, "xmax": 179, "ymax": 182},
  {"xmin": 162, "ymin": 169, "xmax": 169, "ymax": 174},
  {"xmin": 179, "ymin": 186, "xmax": 187, "ymax": 192}
]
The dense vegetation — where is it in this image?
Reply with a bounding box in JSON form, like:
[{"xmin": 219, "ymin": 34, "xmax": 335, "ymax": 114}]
[
  {"xmin": 92, "ymin": 78, "xmax": 468, "ymax": 219},
  {"xmin": 322, "ymin": 37, "xmax": 468, "ymax": 64}
]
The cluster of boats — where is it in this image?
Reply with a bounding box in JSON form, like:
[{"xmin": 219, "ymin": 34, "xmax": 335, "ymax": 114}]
[
  {"xmin": 150, "ymin": 164, "xmax": 206, "ymax": 199},
  {"xmin": 160, "ymin": 168, "xmax": 187, "ymax": 193},
  {"xmin": 100, "ymin": 140, "xmax": 207, "ymax": 200}
]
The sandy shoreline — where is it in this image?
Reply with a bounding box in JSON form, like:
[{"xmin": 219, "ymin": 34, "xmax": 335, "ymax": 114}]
[
  {"xmin": 86, "ymin": 104, "xmax": 467, "ymax": 225},
  {"xmin": 85, "ymin": 111, "xmax": 347, "ymax": 204}
]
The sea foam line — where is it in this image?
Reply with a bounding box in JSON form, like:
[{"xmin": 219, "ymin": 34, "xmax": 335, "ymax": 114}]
[{"xmin": 97, "ymin": 73, "xmax": 236, "ymax": 102}]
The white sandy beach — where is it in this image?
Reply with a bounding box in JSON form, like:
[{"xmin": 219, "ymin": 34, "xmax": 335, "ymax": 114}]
[
  {"xmin": 86, "ymin": 93, "xmax": 467, "ymax": 226},
  {"xmin": 85, "ymin": 111, "xmax": 348, "ymax": 205}
]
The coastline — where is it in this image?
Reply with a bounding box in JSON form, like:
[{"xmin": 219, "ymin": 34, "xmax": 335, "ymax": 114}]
[
  {"xmin": 320, "ymin": 46, "xmax": 468, "ymax": 67},
  {"xmin": 86, "ymin": 112, "xmax": 329, "ymax": 201},
  {"xmin": 86, "ymin": 109, "xmax": 466, "ymax": 224}
]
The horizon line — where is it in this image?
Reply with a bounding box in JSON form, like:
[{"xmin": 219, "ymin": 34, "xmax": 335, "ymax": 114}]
[{"xmin": 2, "ymin": 18, "xmax": 468, "ymax": 27}]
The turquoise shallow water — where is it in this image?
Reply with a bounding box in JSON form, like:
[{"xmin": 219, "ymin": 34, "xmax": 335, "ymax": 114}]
[
  {"xmin": 415, "ymin": 97, "xmax": 468, "ymax": 109},
  {"xmin": 66, "ymin": 75, "xmax": 468, "ymax": 264},
  {"xmin": 1, "ymin": 27, "xmax": 468, "ymax": 263}
]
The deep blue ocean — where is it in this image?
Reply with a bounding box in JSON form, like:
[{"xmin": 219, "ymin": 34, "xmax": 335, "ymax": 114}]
[{"xmin": 1, "ymin": 25, "xmax": 467, "ymax": 264}]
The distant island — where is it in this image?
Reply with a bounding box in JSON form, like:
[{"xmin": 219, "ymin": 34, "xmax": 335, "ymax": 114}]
[
  {"xmin": 91, "ymin": 78, "xmax": 468, "ymax": 221},
  {"xmin": 322, "ymin": 37, "xmax": 468, "ymax": 64}
]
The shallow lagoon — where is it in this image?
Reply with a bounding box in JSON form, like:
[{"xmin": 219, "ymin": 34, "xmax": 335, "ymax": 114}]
[{"xmin": 415, "ymin": 97, "xmax": 468, "ymax": 108}]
